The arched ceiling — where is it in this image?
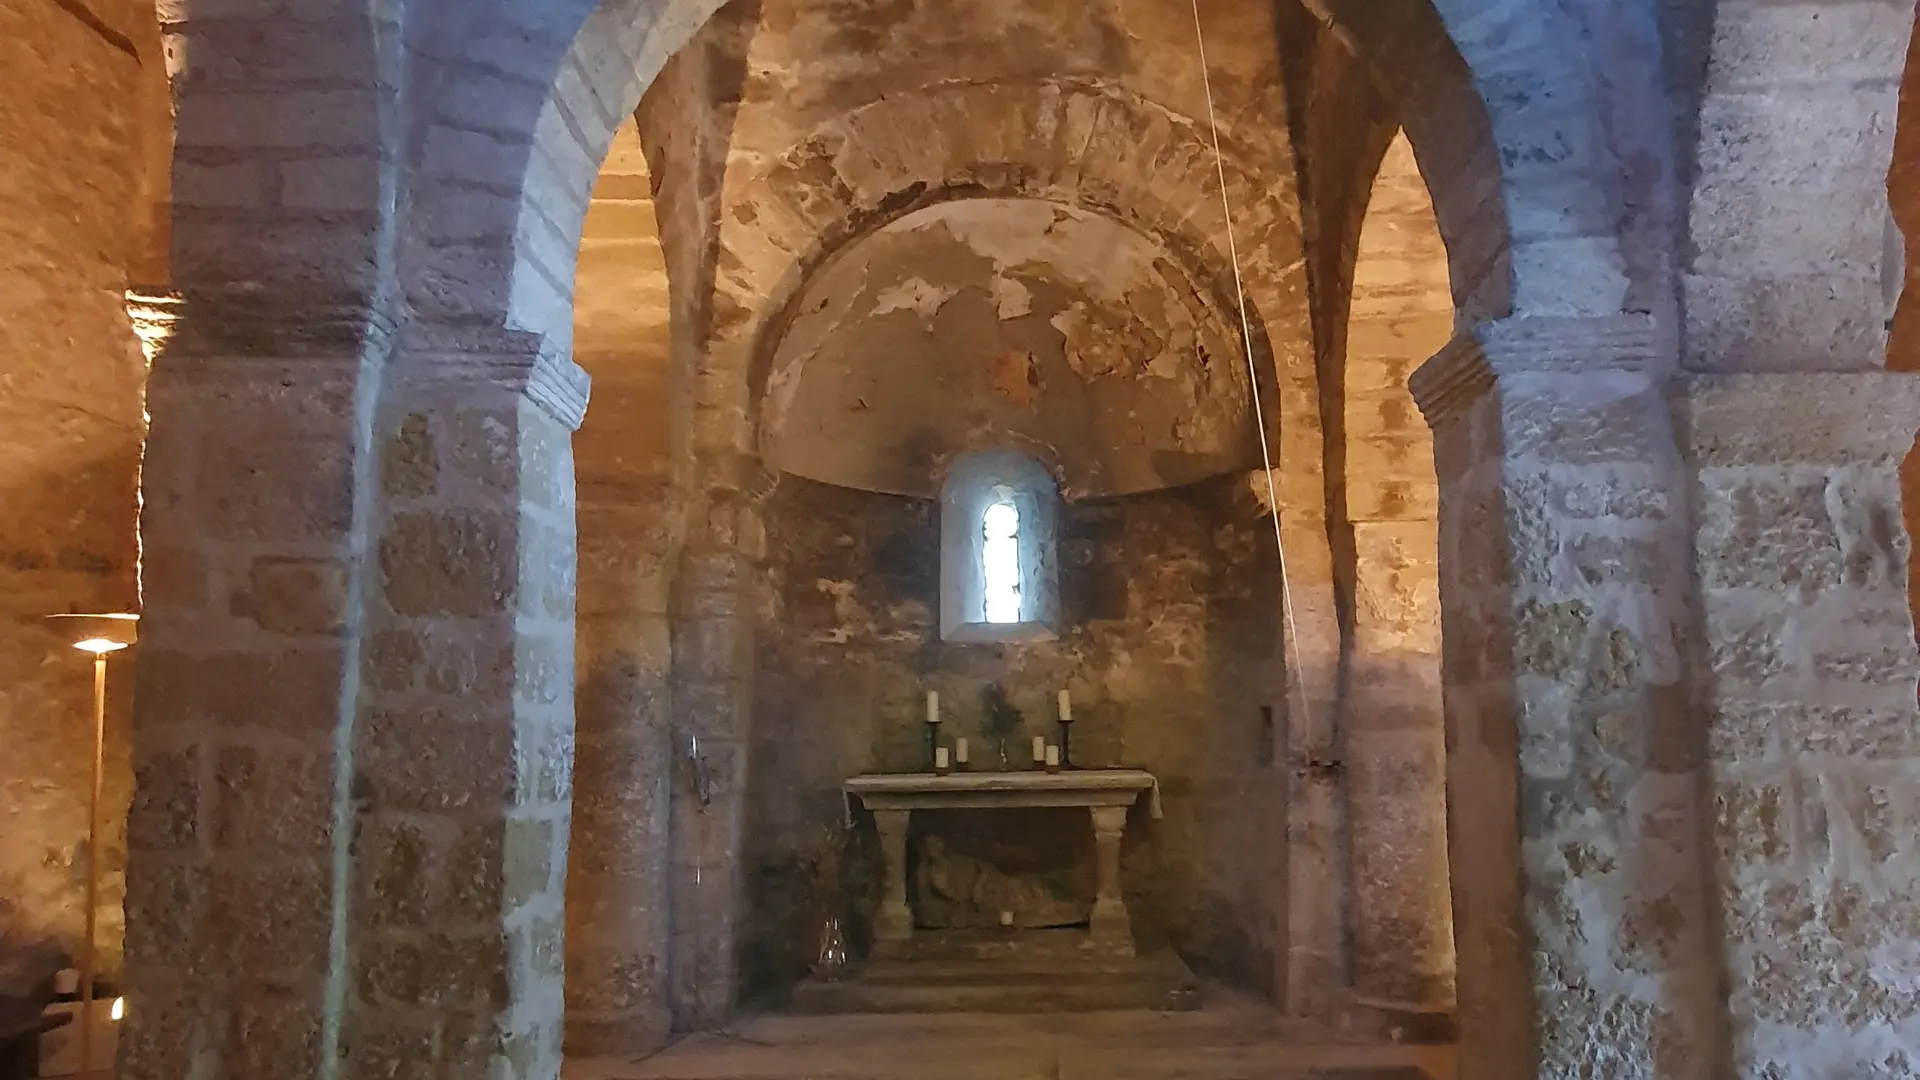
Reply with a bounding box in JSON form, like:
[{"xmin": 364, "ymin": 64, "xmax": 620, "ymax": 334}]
[
  {"xmin": 766, "ymin": 198, "xmax": 1257, "ymax": 499},
  {"xmin": 658, "ymin": 0, "xmax": 1315, "ymax": 499}
]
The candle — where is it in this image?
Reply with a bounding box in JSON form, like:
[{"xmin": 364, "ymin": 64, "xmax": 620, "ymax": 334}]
[
  {"xmin": 1058, "ymin": 689, "xmax": 1073, "ymax": 724},
  {"xmin": 927, "ymin": 690, "xmax": 940, "ymax": 724},
  {"xmin": 1045, "ymin": 744, "xmax": 1060, "ymax": 768},
  {"xmin": 935, "ymin": 746, "xmax": 950, "ymax": 769},
  {"xmin": 1032, "ymin": 736, "xmax": 1046, "ymax": 763},
  {"xmin": 1000, "ymin": 910, "xmax": 1014, "ymax": 928},
  {"xmin": 955, "ymin": 737, "xmax": 969, "ymax": 764}
]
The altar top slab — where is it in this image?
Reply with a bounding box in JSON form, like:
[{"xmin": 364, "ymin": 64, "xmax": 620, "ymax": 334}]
[{"xmin": 844, "ymin": 769, "xmax": 1162, "ymax": 820}]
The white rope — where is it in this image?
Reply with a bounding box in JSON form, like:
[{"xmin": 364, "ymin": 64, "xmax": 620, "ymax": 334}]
[{"xmin": 1186, "ymin": 0, "xmax": 1317, "ymax": 745}]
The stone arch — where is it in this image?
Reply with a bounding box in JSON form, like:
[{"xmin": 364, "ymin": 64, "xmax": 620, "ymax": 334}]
[
  {"xmin": 1337, "ymin": 129, "xmax": 1453, "ymax": 1012},
  {"xmin": 564, "ymin": 116, "xmax": 682, "ymax": 1055},
  {"xmin": 396, "ymin": 0, "xmax": 1663, "ymax": 345},
  {"xmin": 1293, "ymin": 0, "xmax": 1672, "ymax": 323},
  {"xmin": 707, "ymin": 79, "xmax": 1308, "ymax": 469},
  {"xmin": 397, "ymin": 0, "xmax": 733, "ymax": 340}
]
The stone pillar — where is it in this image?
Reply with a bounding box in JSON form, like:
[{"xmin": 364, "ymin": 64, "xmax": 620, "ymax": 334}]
[
  {"xmin": 347, "ymin": 325, "xmax": 585, "ymax": 1080},
  {"xmin": 119, "ymin": 291, "xmax": 385, "ymax": 1080},
  {"xmin": 1674, "ymin": 373, "xmax": 1920, "ymax": 1078},
  {"xmin": 669, "ymin": 535, "xmax": 753, "ymax": 1029},
  {"xmin": 872, "ymin": 810, "xmax": 913, "ymax": 946},
  {"xmin": 1088, "ymin": 806, "xmax": 1133, "ymax": 955},
  {"xmin": 1345, "ymin": 517, "xmax": 1452, "ymax": 1009},
  {"xmin": 1409, "ymin": 316, "xmax": 1721, "ymax": 1079}
]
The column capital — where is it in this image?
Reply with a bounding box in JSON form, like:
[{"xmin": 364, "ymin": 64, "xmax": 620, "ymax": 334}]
[
  {"xmin": 398, "ymin": 322, "xmax": 592, "ymax": 432},
  {"xmin": 1671, "ymin": 370, "xmax": 1920, "ymax": 467},
  {"xmin": 1409, "ymin": 314, "xmax": 1666, "ymax": 427},
  {"xmin": 125, "ymin": 286, "xmax": 395, "ymax": 364}
]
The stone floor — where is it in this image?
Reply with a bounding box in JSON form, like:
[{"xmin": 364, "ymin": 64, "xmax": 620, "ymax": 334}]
[
  {"xmin": 566, "ymin": 1001, "xmax": 1457, "ymax": 1080},
  {"xmin": 790, "ymin": 929, "xmax": 1201, "ymax": 1015}
]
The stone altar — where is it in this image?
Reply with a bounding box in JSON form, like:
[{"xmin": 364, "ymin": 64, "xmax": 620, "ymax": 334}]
[{"xmin": 844, "ymin": 770, "xmax": 1162, "ymax": 956}]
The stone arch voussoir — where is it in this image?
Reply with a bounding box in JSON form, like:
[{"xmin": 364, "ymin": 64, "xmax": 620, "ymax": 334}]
[
  {"xmin": 1315, "ymin": 0, "xmax": 1639, "ymax": 320},
  {"xmin": 399, "ymin": 0, "xmax": 736, "ymax": 346},
  {"xmin": 709, "ymin": 79, "xmax": 1310, "ymax": 429}
]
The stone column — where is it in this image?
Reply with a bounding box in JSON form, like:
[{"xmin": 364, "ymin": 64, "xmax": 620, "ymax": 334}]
[
  {"xmin": 347, "ymin": 325, "xmax": 586, "ymax": 1080},
  {"xmin": 1088, "ymin": 805, "xmax": 1134, "ymax": 955},
  {"xmin": 872, "ymin": 810, "xmax": 913, "ymax": 946},
  {"xmin": 1409, "ymin": 316, "xmax": 1720, "ymax": 1079},
  {"xmin": 1674, "ymin": 373, "xmax": 1920, "ymax": 1078},
  {"xmin": 669, "ymin": 536, "xmax": 754, "ymax": 1029},
  {"xmin": 1345, "ymin": 517, "xmax": 1452, "ymax": 1009},
  {"xmin": 119, "ymin": 290, "xmax": 385, "ymax": 1080}
]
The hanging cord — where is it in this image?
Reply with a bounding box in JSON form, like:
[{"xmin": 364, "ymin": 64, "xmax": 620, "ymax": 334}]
[{"xmin": 1186, "ymin": 0, "xmax": 1317, "ymax": 746}]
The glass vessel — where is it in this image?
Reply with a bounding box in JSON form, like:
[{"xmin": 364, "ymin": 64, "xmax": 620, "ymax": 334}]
[{"xmin": 814, "ymin": 914, "xmax": 851, "ymax": 982}]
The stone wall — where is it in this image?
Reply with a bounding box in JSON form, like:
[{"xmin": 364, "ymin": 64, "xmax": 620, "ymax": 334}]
[
  {"xmin": 1339, "ymin": 132, "xmax": 1452, "ymax": 1010},
  {"xmin": 743, "ymin": 475, "xmax": 1283, "ymax": 999},
  {"xmin": 564, "ymin": 118, "xmax": 680, "ymax": 1055},
  {"xmin": 0, "ymin": 0, "xmax": 162, "ymax": 974}
]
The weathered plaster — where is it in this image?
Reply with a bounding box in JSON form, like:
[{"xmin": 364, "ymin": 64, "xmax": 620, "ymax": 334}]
[{"xmin": 766, "ymin": 199, "xmax": 1258, "ymax": 500}]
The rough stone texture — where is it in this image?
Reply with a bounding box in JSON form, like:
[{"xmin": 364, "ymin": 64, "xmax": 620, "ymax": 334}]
[
  {"xmin": 118, "ymin": 290, "xmax": 384, "ymax": 1080},
  {"xmin": 1340, "ymin": 132, "xmax": 1453, "ymax": 1012},
  {"xmin": 0, "ymin": 0, "xmax": 159, "ymax": 979},
  {"xmin": 1411, "ymin": 317, "xmax": 1720, "ymax": 1080},
  {"xmin": 565, "ymin": 118, "xmax": 678, "ymax": 1058},
  {"xmin": 20, "ymin": 0, "xmax": 1920, "ymax": 1078},
  {"xmin": 353, "ymin": 331, "xmax": 586, "ymax": 1080},
  {"xmin": 767, "ymin": 200, "xmax": 1261, "ymax": 500},
  {"xmin": 1674, "ymin": 372, "xmax": 1920, "ymax": 1079},
  {"xmin": 746, "ymin": 476, "xmax": 1283, "ymax": 1000},
  {"xmin": 1680, "ymin": 0, "xmax": 1913, "ymax": 373}
]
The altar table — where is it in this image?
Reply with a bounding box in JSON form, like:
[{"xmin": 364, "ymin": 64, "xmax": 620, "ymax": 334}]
[{"xmin": 843, "ymin": 770, "xmax": 1162, "ymax": 955}]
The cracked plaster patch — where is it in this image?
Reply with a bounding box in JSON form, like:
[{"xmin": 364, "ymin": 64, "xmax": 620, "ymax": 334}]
[
  {"xmin": 872, "ymin": 277, "xmax": 956, "ymax": 321},
  {"xmin": 992, "ymin": 276, "xmax": 1033, "ymax": 319}
]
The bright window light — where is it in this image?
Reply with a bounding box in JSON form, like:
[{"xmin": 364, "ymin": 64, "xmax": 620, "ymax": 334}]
[{"xmin": 982, "ymin": 500, "xmax": 1021, "ymax": 623}]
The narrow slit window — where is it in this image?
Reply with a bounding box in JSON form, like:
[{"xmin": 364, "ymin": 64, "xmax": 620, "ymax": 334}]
[{"xmin": 982, "ymin": 500, "xmax": 1021, "ymax": 623}]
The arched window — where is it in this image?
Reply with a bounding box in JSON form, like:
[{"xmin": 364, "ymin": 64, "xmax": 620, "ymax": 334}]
[
  {"xmin": 982, "ymin": 499, "xmax": 1021, "ymax": 623},
  {"xmin": 940, "ymin": 452, "xmax": 1058, "ymax": 642}
]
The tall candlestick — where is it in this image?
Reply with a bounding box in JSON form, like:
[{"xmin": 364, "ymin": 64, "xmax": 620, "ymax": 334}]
[
  {"xmin": 927, "ymin": 690, "xmax": 940, "ymax": 724},
  {"xmin": 1058, "ymin": 689, "xmax": 1073, "ymax": 724},
  {"xmin": 1032, "ymin": 735, "xmax": 1046, "ymax": 765}
]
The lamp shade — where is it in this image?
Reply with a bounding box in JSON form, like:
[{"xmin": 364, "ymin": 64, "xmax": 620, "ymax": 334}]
[{"xmin": 45, "ymin": 613, "xmax": 139, "ymax": 652}]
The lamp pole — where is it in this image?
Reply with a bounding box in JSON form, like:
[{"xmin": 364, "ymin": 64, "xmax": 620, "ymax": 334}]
[{"xmin": 48, "ymin": 613, "xmax": 136, "ymax": 1079}]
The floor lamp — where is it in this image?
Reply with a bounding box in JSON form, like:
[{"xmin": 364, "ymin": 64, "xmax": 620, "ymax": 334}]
[{"xmin": 45, "ymin": 613, "xmax": 137, "ymax": 1078}]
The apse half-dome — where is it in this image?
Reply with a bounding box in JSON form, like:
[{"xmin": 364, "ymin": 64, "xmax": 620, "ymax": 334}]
[{"xmin": 762, "ymin": 198, "xmax": 1265, "ymax": 500}]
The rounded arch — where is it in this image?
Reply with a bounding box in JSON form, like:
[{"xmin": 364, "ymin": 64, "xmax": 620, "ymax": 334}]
[
  {"xmin": 397, "ymin": 0, "xmax": 734, "ymax": 337},
  {"xmin": 395, "ymin": 0, "xmax": 1666, "ymax": 350},
  {"xmin": 702, "ymin": 79, "xmax": 1309, "ymax": 497},
  {"xmin": 711, "ymin": 79, "xmax": 1310, "ymax": 461},
  {"xmin": 1300, "ymin": 0, "xmax": 1656, "ymax": 322}
]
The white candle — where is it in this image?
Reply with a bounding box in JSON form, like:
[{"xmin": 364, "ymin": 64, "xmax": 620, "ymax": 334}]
[
  {"xmin": 1000, "ymin": 910, "xmax": 1014, "ymax": 927},
  {"xmin": 1058, "ymin": 689, "xmax": 1073, "ymax": 724},
  {"xmin": 1032, "ymin": 736, "xmax": 1046, "ymax": 762},
  {"xmin": 1045, "ymin": 744, "xmax": 1060, "ymax": 767},
  {"xmin": 955, "ymin": 737, "xmax": 969, "ymax": 764},
  {"xmin": 935, "ymin": 746, "xmax": 950, "ymax": 769},
  {"xmin": 927, "ymin": 690, "xmax": 940, "ymax": 723}
]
